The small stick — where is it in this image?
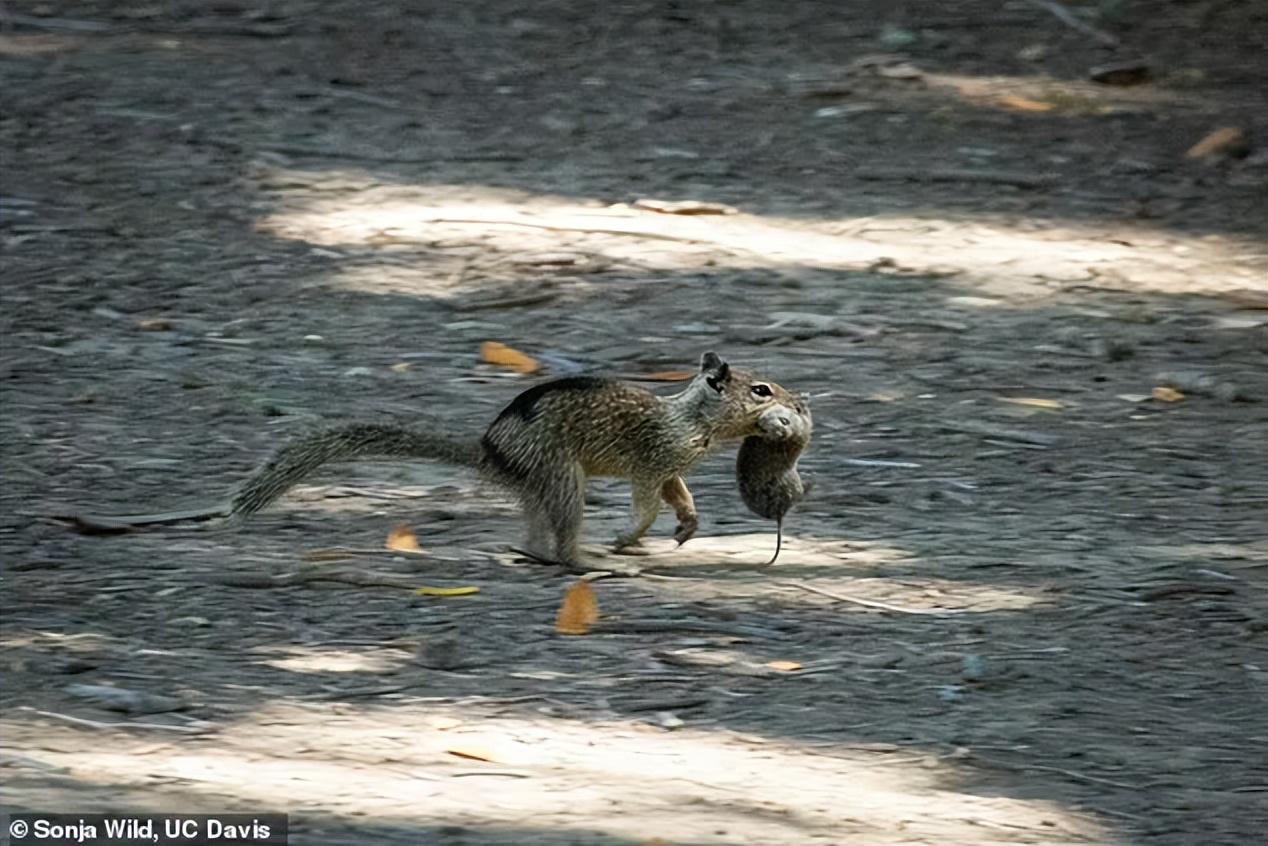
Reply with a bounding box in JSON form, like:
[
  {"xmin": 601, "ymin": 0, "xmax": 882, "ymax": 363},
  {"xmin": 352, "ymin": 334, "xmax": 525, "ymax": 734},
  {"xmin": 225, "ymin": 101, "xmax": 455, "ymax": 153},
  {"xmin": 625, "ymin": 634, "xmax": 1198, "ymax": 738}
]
[
  {"xmin": 855, "ymin": 167, "xmax": 1061, "ymax": 189},
  {"xmin": 59, "ymin": 504, "xmax": 229, "ymax": 533},
  {"xmin": 1023, "ymin": 0, "xmax": 1121, "ymax": 46},
  {"xmin": 971, "ymin": 753, "xmax": 1140, "ymax": 791},
  {"xmin": 424, "ymin": 218, "xmax": 729, "ymax": 248},
  {"xmin": 18, "ymin": 707, "xmax": 208, "ymax": 734},
  {"xmin": 780, "ymin": 580, "xmax": 966, "ymax": 616},
  {"xmin": 590, "ymin": 620, "xmax": 791, "ymax": 640}
]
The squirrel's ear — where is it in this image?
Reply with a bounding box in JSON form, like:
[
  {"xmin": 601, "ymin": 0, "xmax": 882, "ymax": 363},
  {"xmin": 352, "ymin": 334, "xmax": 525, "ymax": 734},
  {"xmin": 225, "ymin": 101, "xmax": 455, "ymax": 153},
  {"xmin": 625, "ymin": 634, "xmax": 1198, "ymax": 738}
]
[{"xmin": 700, "ymin": 352, "xmax": 731, "ymax": 392}]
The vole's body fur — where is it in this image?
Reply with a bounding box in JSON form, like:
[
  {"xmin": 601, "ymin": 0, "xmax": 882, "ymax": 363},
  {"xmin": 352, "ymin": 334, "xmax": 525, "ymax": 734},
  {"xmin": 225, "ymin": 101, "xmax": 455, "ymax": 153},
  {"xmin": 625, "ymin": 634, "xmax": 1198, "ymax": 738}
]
[
  {"xmin": 737, "ymin": 394, "xmax": 812, "ymax": 565},
  {"xmin": 229, "ymin": 353, "xmax": 801, "ymax": 569}
]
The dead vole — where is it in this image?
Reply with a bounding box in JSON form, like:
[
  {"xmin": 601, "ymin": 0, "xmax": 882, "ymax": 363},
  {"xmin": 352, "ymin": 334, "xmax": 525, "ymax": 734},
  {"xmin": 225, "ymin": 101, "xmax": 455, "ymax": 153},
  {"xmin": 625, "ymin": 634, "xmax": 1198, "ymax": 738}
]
[{"xmin": 737, "ymin": 396, "xmax": 812, "ymax": 565}]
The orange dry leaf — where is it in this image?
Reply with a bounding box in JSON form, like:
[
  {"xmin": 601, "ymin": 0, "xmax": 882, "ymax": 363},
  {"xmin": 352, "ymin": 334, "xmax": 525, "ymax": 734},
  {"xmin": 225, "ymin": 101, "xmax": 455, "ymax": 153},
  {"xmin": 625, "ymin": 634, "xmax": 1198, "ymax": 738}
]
[
  {"xmin": 766, "ymin": 660, "xmax": 803, "ymax": 672},
  {"xmin": 481, "ymin": 341, "xmax": 540, "ymax": 374},
  {"xmin": 1152, "ymin": 386, "xmax": 1185, "ymax": 403},
  {"xmin": 995, "ymin": 94, "xmax": 1054, "ymax": 112},
  {"xmin": 386, "ymin": 523, "xmax": 424, "ymax": 553},
  {"xmin": 555, "ymin": 580, "xmax": 600, "ymax": 635}
]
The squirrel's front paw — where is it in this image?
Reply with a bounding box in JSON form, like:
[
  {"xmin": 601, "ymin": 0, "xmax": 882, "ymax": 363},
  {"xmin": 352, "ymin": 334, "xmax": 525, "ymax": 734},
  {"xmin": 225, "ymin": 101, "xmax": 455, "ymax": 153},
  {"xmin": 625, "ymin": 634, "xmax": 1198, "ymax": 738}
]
[{"xmin": 673, "ymin": 514, "xmax": 699, "ymax": 546}]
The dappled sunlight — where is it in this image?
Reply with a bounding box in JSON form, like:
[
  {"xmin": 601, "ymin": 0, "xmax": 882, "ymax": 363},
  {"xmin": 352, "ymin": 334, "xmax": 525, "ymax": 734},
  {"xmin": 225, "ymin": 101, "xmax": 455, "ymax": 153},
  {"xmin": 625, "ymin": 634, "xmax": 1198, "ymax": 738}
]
[
  {"xmin": 3, "ymin": 704, "xmax": 1116, "ymax": 844},
  {"xmin": 254, "ymin": 646, "xmax": 409, "ymax": 675},
  {"xmin": 256, "ymin": 176, "xmax": 1263, "ymax": 300}
]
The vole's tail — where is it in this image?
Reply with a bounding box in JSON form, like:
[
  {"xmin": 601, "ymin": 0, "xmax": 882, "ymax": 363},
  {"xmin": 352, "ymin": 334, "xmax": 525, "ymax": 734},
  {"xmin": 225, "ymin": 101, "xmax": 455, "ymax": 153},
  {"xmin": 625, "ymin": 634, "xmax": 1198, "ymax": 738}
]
[
  {"xmin": 764, "ymin": 516, "xmax": 784, "ymax": 567},
  {"xmin": 230, "ymin": 423, "xmax": 483, "ymax": 518}
]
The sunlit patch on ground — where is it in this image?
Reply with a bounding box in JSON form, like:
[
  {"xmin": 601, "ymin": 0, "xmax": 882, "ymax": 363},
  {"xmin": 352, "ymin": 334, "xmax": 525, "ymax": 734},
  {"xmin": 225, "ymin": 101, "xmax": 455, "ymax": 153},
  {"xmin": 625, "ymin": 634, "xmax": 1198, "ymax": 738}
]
[
  {"xmin": 253, "ymin": 646, "xmax": 408, "ymax": 675},
  {"xmin": 255, "ymin": 181, "xmax": 1265, "ymax": 299},
  {"xmin": 1, "ymin": 706, "xmax": 1117, "ymax": 844}
]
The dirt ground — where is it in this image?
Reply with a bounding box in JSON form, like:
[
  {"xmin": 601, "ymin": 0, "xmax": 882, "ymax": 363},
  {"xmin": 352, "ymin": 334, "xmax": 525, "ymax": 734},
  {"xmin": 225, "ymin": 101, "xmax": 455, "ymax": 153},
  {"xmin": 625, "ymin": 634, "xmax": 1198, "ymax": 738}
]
[{"xmin": 2, "ymin": 1, "xmax": 1267, "ymax": 844}]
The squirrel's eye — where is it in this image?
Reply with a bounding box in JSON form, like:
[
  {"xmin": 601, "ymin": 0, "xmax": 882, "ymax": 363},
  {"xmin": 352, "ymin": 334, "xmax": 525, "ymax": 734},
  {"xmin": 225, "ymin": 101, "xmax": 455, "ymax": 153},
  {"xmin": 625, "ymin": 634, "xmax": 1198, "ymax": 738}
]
[{"xmin": 751, "ymin": 384, "xmax": 772, "ymax": 398}]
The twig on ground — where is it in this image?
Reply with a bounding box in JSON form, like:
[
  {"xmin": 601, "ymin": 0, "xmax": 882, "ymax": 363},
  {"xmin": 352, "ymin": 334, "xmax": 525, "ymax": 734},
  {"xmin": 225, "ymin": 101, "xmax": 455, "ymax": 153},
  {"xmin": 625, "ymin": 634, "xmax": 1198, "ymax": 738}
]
[
  {"xmin": 450, "ymin": 291, "xmax": 560, "ymax": 312},
  {"xmin": 936, "ymin": 421, "xmax": 1059, "ymax": 447},
  {"xmin": 971, "ymin": 752, "xmax": 1140, "ymax": 790},
  {"xmin": 855, "ymin": 167, "xmax": 1061, "ymax": 189},
  {"xmin": 423, "ymin": 218, "xmax": 734, "ymax": 248},
  {"xmin": 211, "ymin": 567, "xmax": 425, "ymax": 590},
  {"xmin": 780, "ymin": 580, "xmax": 966, "ymax": 616},
  {"xmin": 589, "ymin": 620, "xmax": 791, "ymax": 640},
  {"xmin": 18, "ymin": 706, "xmax": 208, "ymax": 734},
  {"xmin": 1024, "ymin": 0, "xmax": 1121, "ymax": 46}
]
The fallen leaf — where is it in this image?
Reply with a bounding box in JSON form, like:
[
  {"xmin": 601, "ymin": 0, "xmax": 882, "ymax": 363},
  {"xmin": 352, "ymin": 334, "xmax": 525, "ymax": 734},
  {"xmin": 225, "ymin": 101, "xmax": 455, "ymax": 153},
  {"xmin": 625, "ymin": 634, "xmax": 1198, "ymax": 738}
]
[
  {"xmin": 632, "ymin": 198, "xmax": 738, "ymax": 215},
  {"xmin": 137, "ymin": 318, "xmax": 172, "ymax": 331},
  {"xmin": 481, "ymin": 341, "xmax": 540, "ymax": 374},
  {"xmin": 1116, "ymin": 394, "xmax": 1152, "ymax": 403},
  {"xmin": 1152, "ymin": 386, "xmax": 1185, "ymax": 403},
  {"xmin": 387, "ymin": 524, "xmax": 424, "ymax": 553},
  {"xmin": 996, "ymin": 397, "xmax": 1064, "ymax": 410},
  {"xmin": 414, "ymin": 585, "xmax": 480, "ymax": 597},
  {"xmin": 447, "ymin": 746, "xmax": 499, "ymax": 763},
  {"xmin": 995, "ymin": 94, "xmax": 1054, "ymax": 112},
  {"xmin": 766, "ymin": 660, "xmax": 803, "ymax": 672},
  {"xmin": 390, "ymin": 361, "xmax": 412, "ymax": 373},
  {"xmin": 556, "ymin": 580, "xmax": 600, "ymax": 635}
]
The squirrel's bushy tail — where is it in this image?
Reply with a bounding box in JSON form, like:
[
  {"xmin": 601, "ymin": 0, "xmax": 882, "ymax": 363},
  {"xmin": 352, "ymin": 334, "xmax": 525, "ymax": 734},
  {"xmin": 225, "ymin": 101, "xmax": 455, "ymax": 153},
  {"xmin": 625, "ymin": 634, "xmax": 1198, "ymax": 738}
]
[{"xmin": 229, "ymin": 423, "xmax": 483, "ymax": 518}]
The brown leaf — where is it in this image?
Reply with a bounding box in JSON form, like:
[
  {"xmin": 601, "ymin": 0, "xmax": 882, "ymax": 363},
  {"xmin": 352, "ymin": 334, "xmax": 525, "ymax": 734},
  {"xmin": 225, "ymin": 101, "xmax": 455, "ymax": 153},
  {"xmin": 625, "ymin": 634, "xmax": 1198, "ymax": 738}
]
[
  {"xmin": 480, "ymin": 341, "xmax": 541, "ymax": 374},
  {"xmin": 1152, "ymin": 386, "xmax": 1185, "ymax": 403},
  {"xmin": 555, "ymin": 580, "xmax": 600, "ymax": 635},
  {"xmin": 137, "ymin": 318, "xmax": 173, "ymax": 331},
  {"xmin": 386, "ymin": 524, "xmax": 424, "ymax": 553}
]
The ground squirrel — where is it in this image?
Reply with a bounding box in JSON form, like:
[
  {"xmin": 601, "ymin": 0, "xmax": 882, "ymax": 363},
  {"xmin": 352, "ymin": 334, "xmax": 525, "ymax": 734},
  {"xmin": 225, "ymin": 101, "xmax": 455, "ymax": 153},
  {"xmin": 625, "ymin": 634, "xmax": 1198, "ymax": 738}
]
[
  {"xmin": 737, "ymin": 394, "xmax": 812, "ymax": 565},
  {"xmin": 113, "ymin": 352, "xmax": 802, "ymax": 571}
]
